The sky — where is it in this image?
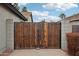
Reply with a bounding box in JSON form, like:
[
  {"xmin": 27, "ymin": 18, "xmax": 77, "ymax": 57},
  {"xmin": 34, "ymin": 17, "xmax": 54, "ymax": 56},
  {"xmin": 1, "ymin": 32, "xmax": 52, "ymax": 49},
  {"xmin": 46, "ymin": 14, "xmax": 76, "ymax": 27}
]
[{"xmin": 19, "ymin": 3, "xmax": 79, "ymax": 22}]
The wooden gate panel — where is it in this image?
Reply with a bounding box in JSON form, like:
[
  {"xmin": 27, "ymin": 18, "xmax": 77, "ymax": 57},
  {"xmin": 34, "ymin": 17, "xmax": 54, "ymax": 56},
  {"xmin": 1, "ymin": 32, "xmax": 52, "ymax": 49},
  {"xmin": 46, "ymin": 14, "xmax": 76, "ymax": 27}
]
[
  {"xmin": 35, "ymin": 23, "xmax": 44, "ymax": 48},
  {"xmin": 48, "ymin": 23, "xmax": 54, "ymax": 48},
  {"xmin": 54, "ymin": 23, "xmax": 61, "ymax": 48},
  {"xmin": 39, "ymin": 23, "xmax": 45, "ymax": 48},
  {"xmin": 14, "ymin": 22, "xmax": 23, "ymax": 49},
  {"xmin": 30, "ymin": 23, "xmax": 36, "ymax": 48},
  {"xmin": 48, "ymin": 23, "xmax": 60, "ymax": 48},
  {"xmin": 23, "ymin": 23, "xmax": 30, "ymax": 48},
  {"xmin": 35, "ymin": 22, "xmax": 48, "ymax": 48},
  {"xmin": 41, "ymin": 23, "xmax": 48, "ymax": 48}
]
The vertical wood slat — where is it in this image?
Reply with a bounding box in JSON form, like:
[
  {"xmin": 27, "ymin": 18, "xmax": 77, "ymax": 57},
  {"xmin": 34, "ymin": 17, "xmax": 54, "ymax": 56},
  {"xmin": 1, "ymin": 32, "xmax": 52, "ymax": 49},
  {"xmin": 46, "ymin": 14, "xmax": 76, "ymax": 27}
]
[
  {"xmin": 15, "ymin": 22, "xmax": 23, "ymax": 49},
  {"xmin": 40, "ymin": 22, "xmax": 48, "ymax": 48},
  {"xmin": 30, "ymin": 23, "xmax": 35, "ymax": 48},
  {"xmin": 38, "ymin": 22, "xmax": 44, "ymax": 48},
  {"xmin": 40, "ymin": 22, "xmax": 44, "ymax": 48},
  {"xmin": 44, "ymin": 22, "xmax": 48, "ymax": 48},
  {"xmin": 35, "ymin": 23, "xmax": 37, "ymax": 48}
]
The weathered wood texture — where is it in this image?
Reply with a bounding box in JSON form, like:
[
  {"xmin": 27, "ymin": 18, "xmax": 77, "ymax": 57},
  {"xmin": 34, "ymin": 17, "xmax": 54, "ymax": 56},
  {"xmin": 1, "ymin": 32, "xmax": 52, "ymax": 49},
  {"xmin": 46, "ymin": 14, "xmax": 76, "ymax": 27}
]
[
  {"xmin": 14, "ymin": 22, "xmax": 61, "ymax": 49},
  {"xmin": 67, "ymin": 33, "xmax": 79, "ymax": 56},
  {"xmin": 48, "ymin": 23, "xmax": 61, "ymax": 48}
]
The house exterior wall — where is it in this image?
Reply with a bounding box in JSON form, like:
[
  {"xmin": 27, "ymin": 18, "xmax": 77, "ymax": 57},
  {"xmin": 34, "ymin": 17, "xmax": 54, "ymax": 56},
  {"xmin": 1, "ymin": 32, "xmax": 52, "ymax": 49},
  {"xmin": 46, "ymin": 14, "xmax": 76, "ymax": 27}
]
[
  {"xmin": 21, "ymin": 12, "xmax": 32, "ymax": 22},
  {"xmin": 0, "ymin": 5, "xmax": 23, "ymax": 52},
  {"xmin": 24, "ymin": 16, "xmax": 32, "ymax": 22},
  {"xmin": 61, "ymin": 19, "xmax": 79, "ymax": 50}
]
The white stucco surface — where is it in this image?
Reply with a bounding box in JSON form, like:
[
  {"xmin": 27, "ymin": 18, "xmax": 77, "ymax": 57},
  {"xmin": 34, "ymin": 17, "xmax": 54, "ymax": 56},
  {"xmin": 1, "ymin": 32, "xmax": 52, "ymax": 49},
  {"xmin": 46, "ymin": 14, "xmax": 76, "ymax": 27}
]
[
  {"xmin": 0, "ymin": 5, "xmax": 23, "ymax": 52},
  {"xmin": 61, "ymin": 19, "xmax": 79, "ymax": 50}
]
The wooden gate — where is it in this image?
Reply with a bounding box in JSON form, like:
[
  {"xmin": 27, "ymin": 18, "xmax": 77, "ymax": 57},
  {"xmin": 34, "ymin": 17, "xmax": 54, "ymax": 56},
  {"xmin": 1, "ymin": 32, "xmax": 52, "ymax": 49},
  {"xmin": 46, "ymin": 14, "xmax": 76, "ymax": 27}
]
[
  {"xmin": 48, "ymin": 23, "xmax": 61, "ymax": 48},
  {"xmin": 14, "ymin": 22, "xmax": 61, "ymax": 49}
]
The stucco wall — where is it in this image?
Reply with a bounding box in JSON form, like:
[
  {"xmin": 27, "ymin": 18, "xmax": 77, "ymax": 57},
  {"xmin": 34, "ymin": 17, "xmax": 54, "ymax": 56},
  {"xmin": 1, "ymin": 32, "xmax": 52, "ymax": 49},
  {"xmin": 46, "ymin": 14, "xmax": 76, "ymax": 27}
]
[
  {"xmin": 0, "ymin": 5, "xmax": 23, "ymax": 52},
  {"xmin": 21, "ymin": 12, "xmax": 32, "ymax": 22},
  {"xmin": 61, "ymin": 19, "xmax": 79, "ymax": 50},
  {"xmin": 25, "ymin": 16, "xmax": 32, "ymax": 22}
]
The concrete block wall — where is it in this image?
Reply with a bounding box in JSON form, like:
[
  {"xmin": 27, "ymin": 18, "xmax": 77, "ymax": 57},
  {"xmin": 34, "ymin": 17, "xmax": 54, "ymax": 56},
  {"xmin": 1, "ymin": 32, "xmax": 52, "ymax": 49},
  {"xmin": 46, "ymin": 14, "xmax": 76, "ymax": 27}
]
[
  {"xmin": 6, "ymin": 19, "xmax": 14, "ymax": 50},
  {"xmin": 61, "ymin": 20, "xmax": 72, "ymax": 50},
  {"xmin": 61, "ymin": 19, "xmax": 79, "ymax": 50},
  {"xmin": 0, "ymin": 13, "xmax": 7, "ymax": 52},
  {"xmin": 0, "ymin": 5, "xmax": 23, "ymax": 52}
]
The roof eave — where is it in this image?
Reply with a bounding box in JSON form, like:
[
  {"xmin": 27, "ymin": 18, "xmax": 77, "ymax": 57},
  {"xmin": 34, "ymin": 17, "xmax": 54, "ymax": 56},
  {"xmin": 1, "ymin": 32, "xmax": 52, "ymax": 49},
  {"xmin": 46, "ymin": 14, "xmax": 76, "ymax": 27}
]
[{"xmin": 3, "ymin": 3, "xmax": 27, "ymax": 21}]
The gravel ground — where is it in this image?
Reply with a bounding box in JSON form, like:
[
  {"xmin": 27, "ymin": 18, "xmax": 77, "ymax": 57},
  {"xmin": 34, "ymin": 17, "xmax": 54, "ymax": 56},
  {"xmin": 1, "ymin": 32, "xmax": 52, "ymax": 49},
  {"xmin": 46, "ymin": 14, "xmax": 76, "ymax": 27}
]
[{"xmin": 10, "ymin": 49, "xmax": 68, "ymax": 56}]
